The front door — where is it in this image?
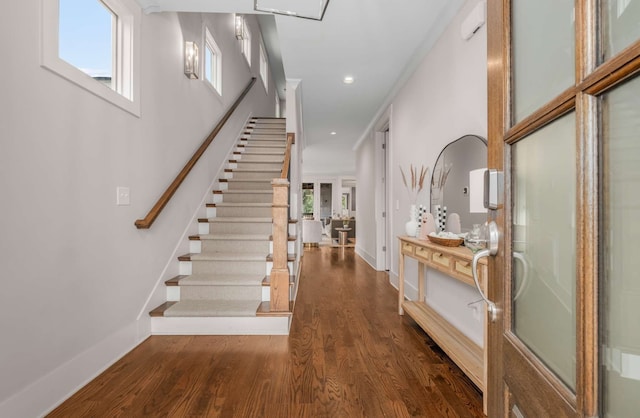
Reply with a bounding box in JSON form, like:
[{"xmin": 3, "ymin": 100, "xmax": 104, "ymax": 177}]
[{"xmin": 487, "ymin": 0, "xmax": 640, "ymax": 416}]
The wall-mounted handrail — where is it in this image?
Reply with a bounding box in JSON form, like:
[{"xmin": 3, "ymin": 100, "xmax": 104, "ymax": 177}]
[{"xmin": 135, "ymin": 77, "xmax": 257, "ymax": 229}]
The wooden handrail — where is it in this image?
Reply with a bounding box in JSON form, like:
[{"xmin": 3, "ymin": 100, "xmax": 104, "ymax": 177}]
[
  {"xmin": 135, "ymin": 77, "xmax": 257, "ymax": 229},
  {"xmin": 280, "ymin": 132, "xmax": 295, "ymax": 179}
]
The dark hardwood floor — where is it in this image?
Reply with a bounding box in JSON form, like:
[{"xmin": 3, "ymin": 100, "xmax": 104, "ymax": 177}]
[{"xmin": 48, "ymin": 247, "xmax": 484, "ymax": 417}]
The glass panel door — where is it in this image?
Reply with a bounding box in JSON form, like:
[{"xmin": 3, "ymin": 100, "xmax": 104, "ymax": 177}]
[
  {"xmin": 320, "ymin": 183, "xmax": 332, "ymax": 219},
  {"xmin": 302, "ymin": 183, "xmax": 314, "ymax": 218},
  {"xmin": 601, "ymin": 74, "xmax": 640, "ymax": 418},
  {"xmin": 512, "ymin": 113, "xmax": 577, "ymax": 391},
  {"xmin": 511, "ymin": 0, "xmax": 574, "ymax": 123},
  {"xmin": 602, "ymin": 0, "xmax": 640, "ymax": 61}
]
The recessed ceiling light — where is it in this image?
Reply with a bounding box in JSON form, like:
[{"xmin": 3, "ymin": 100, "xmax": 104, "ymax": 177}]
[
  {"xmin": 343, "ymin": 76, "xmax": 355, "ymax": 84},
  {"xmin": 330, "ymin": 131, "xmax": 337, "ymax": 135}
]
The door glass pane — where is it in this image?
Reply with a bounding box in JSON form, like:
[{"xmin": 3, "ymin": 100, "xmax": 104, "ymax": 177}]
[
  {"xmin": 302, "ymin": 183, "xmax": 314, "ymax": 217},
  {"xmin": 601, "ymin": 75, "xmax": 640, "ymax": 417},
  {"xmin": 512, "ymin": 113, "xmax": 577, "ymax": 391},
  {"xmin": 512, "ymin": 0, "xmax": 575, "ymax": 123},
  {"xmin": 320, "ymin": 183, "xmax": 332, "ymax": 219},
  {"xmin": 602, "ymin": 0, "xmax": 640, "ymax": 61}
]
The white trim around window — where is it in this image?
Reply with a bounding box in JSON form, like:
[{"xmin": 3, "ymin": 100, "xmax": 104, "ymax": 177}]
[{"xmin": 40, "ymin": 0, "xmax": 141, "ymax": 117}]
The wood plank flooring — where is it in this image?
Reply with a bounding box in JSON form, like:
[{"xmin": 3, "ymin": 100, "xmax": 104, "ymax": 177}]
[{"xmin": 48, "ymin": 247, "xmax": 484, "ymax": 417}]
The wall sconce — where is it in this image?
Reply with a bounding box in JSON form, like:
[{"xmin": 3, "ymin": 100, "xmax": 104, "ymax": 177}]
[
  {"xmin": 235, "ymin": 15, "xmax": 244, "ymax": 40},
  {"xmin": 184, "ymin": 41, "xmax": 199, "ymax": 79}
]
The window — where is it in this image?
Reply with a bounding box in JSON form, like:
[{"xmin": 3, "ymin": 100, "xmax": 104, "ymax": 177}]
[
  {"xmin": 259, "ymin": 42, "xmax": 268, "ymax": 90},
  {"xmin": 204, "ymin": 27, "xmax": 222, "ymax": 95},
  {"xmin": 241, "ymin": 21, "xmax": 251, "ymax": 66},
  {"xmin": 41, "ymin": 0, "xmax": 140, "ymax": 116},
  {"xmin": 59, "ymin": 0, "xmax": 114, "ymax": 89}
]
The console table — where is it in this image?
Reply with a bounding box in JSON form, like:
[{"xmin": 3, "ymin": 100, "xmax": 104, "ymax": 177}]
[{"xmin": 398, "ymin": 236, "xmax": 488, "ymax": 411}]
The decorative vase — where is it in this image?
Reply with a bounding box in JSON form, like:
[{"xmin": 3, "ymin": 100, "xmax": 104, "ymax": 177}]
[{"xmin": 405, "ymin": 204, "xmax": 419, "ymax": 237}]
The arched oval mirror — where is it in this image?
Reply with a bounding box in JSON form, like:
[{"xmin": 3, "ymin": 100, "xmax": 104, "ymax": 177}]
[{"xmin": 430, "ymin": 134, "xmax": 487, "ymax": 233}]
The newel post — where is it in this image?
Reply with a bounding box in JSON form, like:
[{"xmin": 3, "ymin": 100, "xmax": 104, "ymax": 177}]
[{"xmin": 270, "ymin": 178, "xmax": 290, "ymax": 312}]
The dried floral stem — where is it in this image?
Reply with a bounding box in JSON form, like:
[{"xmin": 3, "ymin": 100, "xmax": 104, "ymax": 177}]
[{"xmin": 400, "ymin": 164, "xmax": 429, "ymax": 204}]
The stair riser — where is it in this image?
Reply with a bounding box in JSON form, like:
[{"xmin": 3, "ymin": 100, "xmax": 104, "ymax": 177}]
[
  {"xmin": 150, "ymin": 316, "xmax": 291, "ymax": 335},
  {"xmin": 239, "ymin": 146, "xmax": 285, "ymax": 154},
  {"xmin": 206, "ymin": 222, "xmax": 272, "ymax": 235},
  {"xmin": 225, "ymin": 181, "xmax": 273, "ymax": 190},
  {"xmin": 247, "ymin": 131, "xmax": 287, "ymax": 136},
  {"xmin": 192, "ymin": 260, "xmax": 266, "ymax": 275},
  {"xmin": 242, "ymin": 137, "xmax": 286, "ymax": 143},
  {"xmin": 180, "ymin": 286, "xmax": 262, "ymax": 301},
  {"xmin": 269, "ymin": 241, "xmax": 296, "ymax": 253},
  {"xmin": 219, "ymin": 193, "xmax": 273, "ymax": 203},
  {"xmin": 200, "ymin": 240, "xmax": 269, "ymax": 253},
  {"xmin": 228, "ymin": 171, "xmax": 280, "ymax": 180},
  {"xmin": 236, "ymin": 154, "xmax": 284, "ymax": 162},
  {"xmin": 251, "ymin": 118, "xmax": 285, "ymax": 123},
  {"xmin": 234, "ymin": 162, "xmax": 283, "ymax": 170},
  {"xmin": 249, "ymin": 125, "xmax": 285, "ymax": 131},
  {"xmin": 215, "ymin": 206, "xmax": 272, "ymax": 218}
]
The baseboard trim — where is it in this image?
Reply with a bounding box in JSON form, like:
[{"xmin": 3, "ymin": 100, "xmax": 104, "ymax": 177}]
[{"xmin": 355, "ymin": 246, "xmax": 377, "ymax": 270}]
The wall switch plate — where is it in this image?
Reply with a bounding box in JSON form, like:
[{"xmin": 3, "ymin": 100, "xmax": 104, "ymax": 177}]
[{"xmin": 117, "ymin": 187, "xmax": 130, "ymax": 206}]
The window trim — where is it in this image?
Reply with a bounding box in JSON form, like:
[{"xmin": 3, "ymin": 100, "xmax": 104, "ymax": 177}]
[
  {"xmin": 203, "ymin": 26, "xmax": 222, "ymax": 96},
  {"xmin": 41, "ymin": 0, "xmax": 141, "ymax": 117}
]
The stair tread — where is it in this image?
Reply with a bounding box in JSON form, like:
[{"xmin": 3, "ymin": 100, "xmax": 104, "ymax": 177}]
[
  {"xmin": 213, "ymin": 202, "xmax": 272, "ymax": 207},
  {"xmin": 214, "ymin": 189, "xmax": 274, "ymax": 194},
  {"xmin": 200, "ymin": 217, "xmax": 272, "ymax": 223},
  {"xmin": 192, "ymin": 234, "xmax": 271, "ymax": 241},
  {"xmin": 266, "ymin": 253, "xmax": 296, "ymax": 262},
  {"xmin": 235, "ymin": 151, "xmax": 286, "ymax": 155},
  {"xmin": 256, "ymin": 301, "xmax": 294, "ymax": 317},
  {"xmin": 222, "ymin": 178, "xmax": 273, "ymax": 182},
  {"xmin": 227, "ymin": 168, "xmax": 281, "ymax": 172},
  {"xmin": 171, "ymin": 274, "xmax": 265, "ymax": 286},
  {"xmin": 184, "ymin": 252, "xmax": 269, "ymax": 261},
  {"xmin": 230, "ymin": 159, "xmax": 284, "ymax": 163},
  {"xmin": 163, "ymin": 299, "xmax": 261, "ymax": 317}
]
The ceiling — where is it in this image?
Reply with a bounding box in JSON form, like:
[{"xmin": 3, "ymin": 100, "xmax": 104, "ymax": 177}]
[{"xmin": 135, "ymin": 0, "xmax": 465, "ymax": 176}]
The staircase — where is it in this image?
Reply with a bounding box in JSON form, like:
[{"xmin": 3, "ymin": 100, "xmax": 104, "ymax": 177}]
[{"xmin": 149, "ymin": 117, "xmax": 296, "ymax": 335}]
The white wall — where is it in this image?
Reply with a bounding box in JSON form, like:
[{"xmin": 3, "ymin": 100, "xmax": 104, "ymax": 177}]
[
  {"xmin": 0, "ymin": 3, "xmax": 276, "ymax": 417},
  {"xmin": 354, "ymin": 130, "xmax": 378, "ymax": 267},
  {"xmin": 355, "ymin": 0, "xmax": 488, "ymax": 345}
]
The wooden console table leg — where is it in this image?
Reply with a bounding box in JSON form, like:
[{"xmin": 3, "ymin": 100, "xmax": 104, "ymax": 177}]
[
  {"xmin": 418, "ymin": 262, "xmax": 425, "ymax": 303},
  {"xmin": 398, "ymin": 245, "xmax": 405, "ymax": 315}
]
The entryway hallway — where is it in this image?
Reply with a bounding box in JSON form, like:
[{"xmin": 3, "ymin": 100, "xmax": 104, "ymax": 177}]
[{"xmin": 48, "ymin": 247, "xmax": 483, "ymax": 417}]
